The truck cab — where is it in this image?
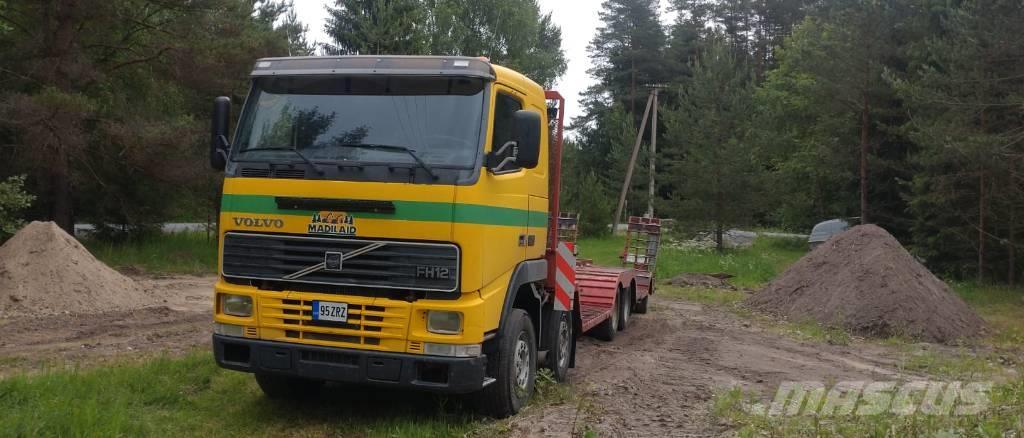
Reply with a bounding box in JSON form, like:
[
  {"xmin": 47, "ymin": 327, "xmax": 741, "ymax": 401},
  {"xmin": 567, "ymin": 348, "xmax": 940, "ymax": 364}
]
[{"xmin": 209, "ymin": 56, "xmax": 570, "ymax": 417}]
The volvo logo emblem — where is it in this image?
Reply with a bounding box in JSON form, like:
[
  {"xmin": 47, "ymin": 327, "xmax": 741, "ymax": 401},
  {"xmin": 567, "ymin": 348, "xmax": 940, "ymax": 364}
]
[
  {"xmin": 324, "ymin": 252, "xmax": 343, "ymax": 271},
  {"xmin": 282, "ymin": 242, "xmax": 386, "ymax": 280}
]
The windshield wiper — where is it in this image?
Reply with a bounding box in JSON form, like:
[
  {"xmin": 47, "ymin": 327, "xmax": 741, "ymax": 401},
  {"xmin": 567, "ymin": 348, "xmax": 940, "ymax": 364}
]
[
  {"xmin": 333, "ymin": 143, "xmax": 438, "ymax": 180},
  {"xmin": 235, "ymin": 147, "xmax": 325, "ymax": 176}
]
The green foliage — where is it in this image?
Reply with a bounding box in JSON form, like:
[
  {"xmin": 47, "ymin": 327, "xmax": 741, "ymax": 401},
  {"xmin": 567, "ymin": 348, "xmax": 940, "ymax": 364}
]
[
  {"xmin": 324, "ymin": 0, "xmax": 567, "ymax": 87},
  {"xmin": 663, "ymin": 39, "xmax": 763, "ymax": 250},
  {"xmin": 577, "ymin": 235, "xmax": 806, "ymax": 288},
  {"xmin": 83, "ymin": 232, "xmax": 217, "ymax": 275},
  {"xmin": 0, "ymin": 0, "xmax": 304, "ymax": 236},
  {"xmin": 589, "ymin": 0, "xmax": 668, "ymax": 112},
  {"xmin": 891, "ymin": 0, "xmax": 1024, "ymax": 282},
  {"xmin": 0, "ymin": 175, "xmax": 33, "ymax": 238}
]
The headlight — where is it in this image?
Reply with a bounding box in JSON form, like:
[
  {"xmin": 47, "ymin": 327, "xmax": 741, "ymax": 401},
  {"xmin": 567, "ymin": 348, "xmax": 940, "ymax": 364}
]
[
  {"xmin": 214, "ymin": 322, "xmax": 245, "ymax": 337},
  {"xmin": 426, "ymin": 311, "xmax": 462, "ymax": 334},
  {"xmin": 220, "ymin": 294, "xmax": 253, "ymax": 317},
  {"xmin": 424, "ymin": 343, "xmax": 481, "ymax": 358}
]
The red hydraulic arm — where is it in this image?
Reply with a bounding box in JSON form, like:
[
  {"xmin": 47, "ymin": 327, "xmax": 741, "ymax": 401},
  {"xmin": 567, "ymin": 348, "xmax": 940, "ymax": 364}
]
[{"xmin": 544, "ymin": 90, "xmax": 566, "ymax": 291}]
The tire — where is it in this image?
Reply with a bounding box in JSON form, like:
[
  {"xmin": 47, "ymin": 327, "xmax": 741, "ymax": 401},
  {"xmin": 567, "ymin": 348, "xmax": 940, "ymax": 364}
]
[
  {"xmin": 254, "ymin": 373, "xmax": 323, "ymax": 400},
  {"xmin": 479, "ymin": 309, "xmax": 537, "ymax": 418},
  {"xmin": 542, "ymin": 310, "xmax": 572, "ymax": 382},
  {"xmin": 617, "ymin": 286, "xmax": 631, "ymax": 331},
  {"xmin": 593, "ymin": 290, "xmax": 618, "ymax": 341},
  {"xmin": 633, "ymin": 293, "xmax": 649, "ymax": 314}
]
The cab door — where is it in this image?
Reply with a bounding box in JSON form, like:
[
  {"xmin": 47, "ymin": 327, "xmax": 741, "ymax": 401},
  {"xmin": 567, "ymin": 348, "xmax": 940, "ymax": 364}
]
[{"xmin": 453, "ymin": 84, "xmax": 531, "ymax": 292}]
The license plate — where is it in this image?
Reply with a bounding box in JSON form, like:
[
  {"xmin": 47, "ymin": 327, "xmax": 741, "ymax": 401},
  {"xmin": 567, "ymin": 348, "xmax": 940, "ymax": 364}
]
[{"xmin": 311, "ymin": 300, "xmax": 348, "ymax": 323}]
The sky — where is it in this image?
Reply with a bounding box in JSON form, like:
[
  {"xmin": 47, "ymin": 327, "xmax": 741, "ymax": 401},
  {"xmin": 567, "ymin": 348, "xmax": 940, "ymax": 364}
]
[{"xmin": 292, "ymin": 0, "xmax": 676, "ymax": 125}]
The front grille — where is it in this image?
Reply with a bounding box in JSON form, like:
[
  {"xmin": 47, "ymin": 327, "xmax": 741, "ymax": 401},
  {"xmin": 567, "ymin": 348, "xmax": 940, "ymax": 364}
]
[
  {"xmin": 240, "ymin": 167, "xmax": 271, "ymax": 177},
  {"xmin": 237, "ymin": 167, "xmax": 306, "ymax": 179},
  {"xmin": 259, "ymin": 297, "xmax": 408, "ymax": 351},
  {"xmin": 223, "ymin": 232, "xmax": 459, "ymax": 293},
  {"xmin": 273, "ymin": 168, "xmax": 306, "ymax": 179}
]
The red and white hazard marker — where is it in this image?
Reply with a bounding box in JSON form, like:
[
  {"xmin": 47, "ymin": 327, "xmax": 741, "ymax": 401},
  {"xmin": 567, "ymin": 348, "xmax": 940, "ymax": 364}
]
[{"xmin": 554, "ymin": 242, "xmax": 576, "ymax": 311}]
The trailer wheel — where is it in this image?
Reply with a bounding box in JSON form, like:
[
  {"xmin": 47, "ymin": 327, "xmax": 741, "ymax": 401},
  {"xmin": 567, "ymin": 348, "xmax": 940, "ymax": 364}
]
[
  {"xmin": 479, "ymin": 309, "xmax": 536, "ymax": 418},
  {"xmin": 593, "ymin": 290, "xmax": 618, "ymax": 341},
  {"xmin": 633, "ymin": 294, "xmax": 649, "ymax": 314},
  {"xmin": 254, "ymin": 373, "xmax": 322, "ymax": 400},
  {"xmin": 543, "ymin": 310, "xmax": 572, "ymax": 382},
  {"xmin": 617, "ymin": 286, "xmax": 632, "ymax": 331}
]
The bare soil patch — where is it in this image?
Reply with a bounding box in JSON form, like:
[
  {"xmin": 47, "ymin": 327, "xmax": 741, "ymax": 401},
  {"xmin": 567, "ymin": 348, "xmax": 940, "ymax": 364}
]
[
  {"xmin": 510, "ymin": 296, "xmax": 910, "ymax": 437},
  {"xmin": 746, "ymin": 224, "xmax": 984, "ymax": 344},
  {"xmin": 668, "ymin": 273, "xmax": 737, "ymax": 290},
  {"xmin": 0, "ymin": 275, "xmax": 213, "ymax": 375}
]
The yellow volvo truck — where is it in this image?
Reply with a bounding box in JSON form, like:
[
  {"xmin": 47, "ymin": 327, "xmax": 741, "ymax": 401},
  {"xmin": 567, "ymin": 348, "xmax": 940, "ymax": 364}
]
[{"xmin": 208, "ymin": 56, "xmax": 651, "ymax": 417}]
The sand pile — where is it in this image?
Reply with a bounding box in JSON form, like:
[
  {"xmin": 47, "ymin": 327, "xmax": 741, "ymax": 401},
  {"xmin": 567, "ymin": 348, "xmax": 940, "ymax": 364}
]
[
  {"xmin": 746, "ymin": 225, "xmax": 984, "ymax": 344},
  {"xmin": 0, "ymin": 221, "xmax": 149, "ymax": 317}
]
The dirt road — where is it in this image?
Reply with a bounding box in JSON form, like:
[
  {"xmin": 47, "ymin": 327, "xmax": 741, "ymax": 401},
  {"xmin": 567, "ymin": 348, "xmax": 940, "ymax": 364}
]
[
  {"xmin": 0, "ymin": 278, "xmax": 909, "ymax": 436},
  {"xmin": 511, "ymin": 297, "xmax": 909, "ymax": 437}
]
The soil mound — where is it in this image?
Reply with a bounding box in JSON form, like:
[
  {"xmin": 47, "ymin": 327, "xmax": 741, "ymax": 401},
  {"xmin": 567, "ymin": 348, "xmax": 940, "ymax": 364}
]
[
  {"xmin": 745, "ymin": 224, "xmax": 984, "ymax": 344},
  {"xmin": 0, "ymin": 221, "xmax": 148, "ymax": 317}
]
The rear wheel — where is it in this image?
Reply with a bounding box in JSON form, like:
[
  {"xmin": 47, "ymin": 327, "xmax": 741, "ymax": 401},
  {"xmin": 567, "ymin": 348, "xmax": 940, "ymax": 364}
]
[
  {"xmin": 479, "ymin": 309, "xmax": 536, "ymax": 418},
  {"xmin": 593, "ymin": 290, "xmax": 618, "ymax": 341},
  {"xmin": 543, "ymin": 310, "xmax": 572, "ymax": 382},
  {"xmin": 633, "ymin": 293, "xmax": 649, "ymax": 314},
  {"xmin": 254, "ymin": 373, "xmax": 322, "ymax": 400},
  {"xmin": 617, "ymin": 287, "xmax": 632, "ymax": 331}
]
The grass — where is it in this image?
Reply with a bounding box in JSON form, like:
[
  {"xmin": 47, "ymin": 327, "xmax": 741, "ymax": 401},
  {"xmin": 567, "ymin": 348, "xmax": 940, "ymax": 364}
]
[
  {"xmin": 83, "ymin": 232, "xmax": 217, "ymax": 275},
  {"xmin": 579, "ymin": 234, "xmax": 806, "ymax": 288},
  {"xmin": 0, "ymin": 351, "xmax": 492, "ymax": 437}
]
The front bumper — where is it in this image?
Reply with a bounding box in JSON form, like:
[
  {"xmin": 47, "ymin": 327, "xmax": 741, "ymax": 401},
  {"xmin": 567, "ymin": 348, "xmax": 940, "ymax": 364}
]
[{"xmin": 213, "ymin": 334, "xmax": 488, "ymax": 394}]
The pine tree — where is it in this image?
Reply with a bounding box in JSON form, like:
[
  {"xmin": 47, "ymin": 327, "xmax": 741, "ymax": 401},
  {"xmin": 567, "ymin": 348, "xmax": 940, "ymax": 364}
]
[
  {"xmin": 664, "ymin": 38, "xmax": 763, "ymax": 251},
  {"xmin": 323, "ymin": 0, "xmax": 428, "ymax": 55},
  {"xmin": 588, "ymin": 0, "xmax": 667, "ymax": 117},
  {"xmin": 894, "ymin": 0, "xmax": 1024, "ymax": 283}
]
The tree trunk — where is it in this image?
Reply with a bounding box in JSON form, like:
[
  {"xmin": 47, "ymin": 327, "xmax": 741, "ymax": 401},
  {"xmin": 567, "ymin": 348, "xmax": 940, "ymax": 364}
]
[
  {"xmin": 978, "ymin": 172, "xmax": 986, "ymax": 283},
  {"xmin": 41, "ymin": 0, "xmax": 80, "ymax": 233},
  {"xmin": 1008, "ymin": 201, "xmax": 1016, "ymax": 287},
  {"xmin": 715, "ymin": 224, "xmax": 724, "ymax": 253},
  {"xmin": 51, "ymin": 148, "xmax": 74, "ymax": 233},
  {"xmin": 859, "ymin": 91, "xmax": 870, "ymax": 224}
]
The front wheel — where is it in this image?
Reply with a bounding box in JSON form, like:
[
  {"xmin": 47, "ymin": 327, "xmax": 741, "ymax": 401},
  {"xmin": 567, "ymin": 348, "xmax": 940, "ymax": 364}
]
[{"xmin": 479, "ymin": 309, "xmax": 537, "ymax": 418}]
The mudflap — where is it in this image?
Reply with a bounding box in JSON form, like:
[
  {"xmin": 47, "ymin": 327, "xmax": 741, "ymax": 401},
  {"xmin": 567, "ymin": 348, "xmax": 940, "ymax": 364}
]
[{"xmin": 570, "ymin": 291, "xmax": 582, "ymax": 368}]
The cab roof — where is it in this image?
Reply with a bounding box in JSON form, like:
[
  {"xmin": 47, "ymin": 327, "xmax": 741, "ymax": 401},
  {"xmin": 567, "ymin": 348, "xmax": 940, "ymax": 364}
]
[{"xmin": 251, "ymin": 55, "xmax": 495, "ymax": 80}]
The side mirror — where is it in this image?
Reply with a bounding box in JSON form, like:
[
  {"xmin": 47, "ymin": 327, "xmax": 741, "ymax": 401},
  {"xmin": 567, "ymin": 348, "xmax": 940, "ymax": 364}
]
[
  {"xmin": 486, "ymin": 110, "xmax": 541, "ymax": 174},
  {"xmin": 210, "ymin": 96, "xmax": 231, "ymax": 171},
  {"xmin": 513, "ymin": 110, "xmax": 541, "ymax": 169}
]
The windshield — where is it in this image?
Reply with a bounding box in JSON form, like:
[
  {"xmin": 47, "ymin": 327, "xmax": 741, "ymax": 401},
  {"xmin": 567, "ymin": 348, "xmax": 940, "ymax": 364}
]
[{"xmin": 232, "ymin": 75, "xmax": 486, "ymax": 168}]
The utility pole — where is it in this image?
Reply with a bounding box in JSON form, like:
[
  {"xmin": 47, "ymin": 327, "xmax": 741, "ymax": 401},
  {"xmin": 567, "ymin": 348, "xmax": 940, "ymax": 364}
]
[
  {"xmin": 612, "ymin": 91, "xmax": 654, "ymax": 234},
  {"xmin": 647, "ymin": 87, "xmax": 659, "ymax": 217}
]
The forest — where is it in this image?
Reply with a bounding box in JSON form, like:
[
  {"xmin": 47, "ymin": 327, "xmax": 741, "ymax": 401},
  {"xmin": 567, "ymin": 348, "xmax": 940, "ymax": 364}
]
[
  {"xmin": 561, "ymin": 0, "xmax": 1024, "ymax": 285},
  {"xmin": 0, "ymin": 0, "xmax": 1021, "ymax": 285}
]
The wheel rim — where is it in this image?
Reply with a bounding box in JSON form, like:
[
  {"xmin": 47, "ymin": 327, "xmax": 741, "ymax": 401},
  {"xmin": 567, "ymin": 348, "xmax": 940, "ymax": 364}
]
[
  {"xmin": 514, "ymin": 335, "xmax": 531, "ymax": 390},
  {"xmin": 557, "ymin": 318, "xmax": 570, "ymax": 370}
]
